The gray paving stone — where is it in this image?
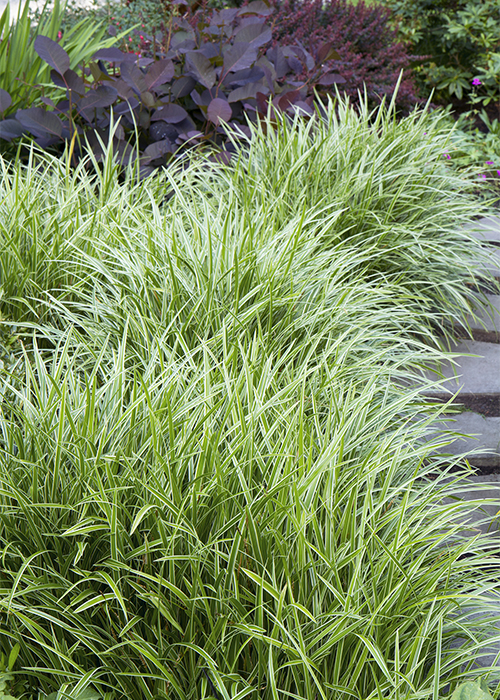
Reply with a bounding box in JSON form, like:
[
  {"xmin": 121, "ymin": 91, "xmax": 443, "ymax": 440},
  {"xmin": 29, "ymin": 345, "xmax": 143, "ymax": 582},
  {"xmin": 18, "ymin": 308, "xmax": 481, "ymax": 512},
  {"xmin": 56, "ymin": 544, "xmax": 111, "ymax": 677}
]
[
  {"xmin": 423, "ymin": 340, "xmax": 500, "ymax": 394},
  {"xmin": 449, "ymin": 589, "xmax": 500, "ymax": 671},
  {"xmin": 472, "ymin": 246, "xmax": 500, "ymax": 277},
  {"xmin": 443, "ymin": 475, "xmax": 500, "ymax": 669},
  {"xmin": 446, "ymin": 474, "xmax": 500, "ymax": 534},
  {"xmin": 432, "ymin": 413, "xmax": 500, "ymax": 468},
  {"xmin": 458, "ymin": 294, "xmax": 500, "ymax": 335},
  {"xmin": 463, "ymin": 215, "xmax": 500, "ymax": 244}
]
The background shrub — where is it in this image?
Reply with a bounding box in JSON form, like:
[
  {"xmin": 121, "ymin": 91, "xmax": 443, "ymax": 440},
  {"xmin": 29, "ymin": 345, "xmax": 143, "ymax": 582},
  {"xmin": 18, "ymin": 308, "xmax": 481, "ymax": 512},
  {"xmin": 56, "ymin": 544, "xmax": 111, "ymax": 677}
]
[
  {"xmin": 384, "ymin": 0, "xmax": 500, "ymax": 110},
  {"xmin": 267, "ymin": 0, "xmax": 420, "ymax": 110}
]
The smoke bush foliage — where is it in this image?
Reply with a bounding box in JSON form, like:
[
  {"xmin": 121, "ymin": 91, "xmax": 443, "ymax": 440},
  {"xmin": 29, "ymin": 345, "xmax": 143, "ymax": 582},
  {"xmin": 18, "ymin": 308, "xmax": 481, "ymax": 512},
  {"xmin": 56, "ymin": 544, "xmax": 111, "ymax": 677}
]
[{"xmin": 267, "ymin": 0, "xmax": 420, "ymax": 109}]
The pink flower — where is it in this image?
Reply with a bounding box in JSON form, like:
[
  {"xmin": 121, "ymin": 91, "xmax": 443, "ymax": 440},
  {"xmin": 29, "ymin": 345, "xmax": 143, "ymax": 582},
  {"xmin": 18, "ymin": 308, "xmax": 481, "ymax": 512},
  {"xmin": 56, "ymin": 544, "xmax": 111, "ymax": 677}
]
[
  {"xmin": 472, "ymin": 78, "xmax": 482, "ymax": 86},
  {"xmin": 444, "ymin": 153, "xmax": 451, "ymax": 159},
  {"xmin": 140, "ymin": 35, "xmax": 144, "ymax": 40},
  {"xmin": 497, "ymin": 170, "xmax": 500, "ymax": 177},
  {"xmin": 129, "ymin": 36, "xmax": 132, "ymax": 41},
  {"xmin": 57, "ymin": 30, "xmax": 62, "ymax": 39},
  {"xmin": 486, "ymin": 161, "xmax": 494, "ymax": 165}
]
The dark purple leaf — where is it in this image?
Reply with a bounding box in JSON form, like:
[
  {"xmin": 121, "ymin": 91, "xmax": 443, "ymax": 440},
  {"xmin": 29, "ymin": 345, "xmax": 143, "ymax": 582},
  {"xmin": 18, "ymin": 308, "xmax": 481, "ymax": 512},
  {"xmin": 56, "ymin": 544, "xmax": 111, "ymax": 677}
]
[
  {"xmin": 217, "ymin": 8, "xmax": 239, "ymax": 23},
  {"xmin": 198, "ymin": 44, "xmax": 219, "ymax": 59},
  {"xmin": 254, "ymin": 57, "xmax": 276, "ymax": 92},
  {"xmin": 139, "ymin": 165, "xmax": 156, "ymax": 179},
  {"xmin": 256, "ymin": 91, "xmax": 274, "ymax": 115},
  {"xmin": 190, "ymin": 89, "xmax": 211, "ymax": 107},
  {"xmin": 120, "ymin": 62, "xmax": 148, "ymax": 96},
  {"xmin": 209, "ymin": 150, "xmax": 232, "ymax": 165},
  {"xmin": 228, "ymin": 80, "xmax": 269, "ymax": 102},
  {"xmin": 97, "ymin": 60, "xmax": 109, "ymax": 76},
  {"xmin": 34, "ymin": 136, "xmax": 61, "ymax": 147},
  {"xmin": 318, "ymin": 72, "xmax": 346, "ymax": 85},
  {"xmin": 113, "ymin": 98, "xmax": 139, "ymax": 117},
  {"xmin": 117, "ymin": 143, "xmax": 136, "ymax": 165},
  {"xmin": 170, "ymin": 40, "xmax": 197, "ymax": 54},
  {"xmin": 108, "ymin": 24, "xmax": 117, "ymax": 36},
  {"xmin": 274, "ymin": 89, "xmax": 301, "ymax": 111},
  {"xmin": 138, "ymin": 57, "xmax": 154, "ymax": 67},
  {"xmin": 223, "ymin": 43, "xmax": 258, "ymax": 74},
  {"xmin": 174, "ymin": 115, "xmax": 197, "ymax": 133},
  {"xmin": 223, "ymin": 66, "xmax": 265, "ymax": 87},
  {"xmin": 185, "ymin": 51, "xmax": 216, "ymax": 89},
  {"xmin": 50, "ymin": 69, "xmax": 67, "ymax": 88},
  {"xmin": 233, "ymin": 21, "xmax": 272, "ymax": 48},
  {"xmin": 151, "ymin": 103, "xmax": 189, "ymax": 123},
  {"xmin": 140, "ymin": 91, "xmax": 156, "ymax": 108},
  {"xmin": 266, "ymin": 47, "xmax": 289, "ymax": 79},
  {"xmin": 141, "ymin": 139, "xmax": 172, "ymax": 164},
  {"xmin": 150, "ymin": 121, "xmax": 178, "ymax": 142},
  {"xmin": 294, "ymin": 42, "xmax": 315, "ymax": 71},
  {"xmin": 207, "ymin": 97, "xmax": 232, "ymax": 126},
  {"xmin": 205, "ymin": 25, "xmax": 222, "ymax": 37},
  {"xmin": 95, "ymin": 85, "xmax": 118, "ymax": 105},
  {"xmin": 16, "ymin": 107, "xmax": 63, "ymax": 138},
  {"xmin": 317, "ymin": 42, "xmax": 341, "ymax": 64},
  {"xmin": 40, "ymin": 96, "xmax": 55, "ymax": 108},
  {"xmin": 0, "ymin": 89, "xmax": 12, "ymax": 113},
  {"xmin": 282, "ymin": 47, "xmax": 303, "ymax": 72},
  {"xmin": 176, "ymin": 129, "xmax": 203, "ymax": 144},
  {"xmin": 113, "ymin": 79, "xmax": 134, "ymax": 100},
  {"xmin": 237, "ymin": 1, "xmax": 274, "ymax": 16},
  {"xmin": 144, "ymin": 59, "xmax": 175, "ymax": 91},
  {"xmin": 92, "ymin": 48, "xmax": 129, "ymax": 64},
  {"xmin": 171, "ymin": 75, "xmax": 196, "ymax": 98},
  {"xmin": 228, "ymin": 123, "xmax": 252, "ymax": 139},
  {"xmin": 89, "ymin": 61, "xmax": 105, "ymax": 82},
  {"xmin": 286, "ymin": 100, "xmax": 314, "ymax": 115},
  {"xmin": 0, "ymin": 119, "xmax": 24, "ymax": 141},
  {"xmin": 287, "ymin": 56, "xmax": 303, "ymax": 73},
  {"xmin": 171, "ymin": 30, "xmax": 195, "ymax": 48},
  {"xmin": 51, "ymin": 68, "xmax": 86, "ymax": 95},
  {"xmin": 139, "ymin": 111, "xmax": 150, "ymax": 129},
  {"xmin": 56, "ymin": 99, "xmax": 70, "ymax": 112},
  {"xmin": 34, "ymin": 36, "xmax": 70, "ymax": 76},
  {"xmin": 65, "ymin": 70, "xmax": 86, "ymax": 95},
  {"xmin": 78, "ymin": 86, "xmax": 118, "ymax": 121}
]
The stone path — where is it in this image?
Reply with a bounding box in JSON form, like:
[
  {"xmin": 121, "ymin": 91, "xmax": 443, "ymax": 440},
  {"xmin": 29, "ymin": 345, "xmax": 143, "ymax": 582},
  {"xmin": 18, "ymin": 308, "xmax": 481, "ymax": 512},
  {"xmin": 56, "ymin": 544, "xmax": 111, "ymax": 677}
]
[
  {"xmin": 424, "ymin": 215, "xmax": 500, "ymax": 471},
  {"xmin": 429, "ymin": 217, "xmax": 500, "ymax": 671}
]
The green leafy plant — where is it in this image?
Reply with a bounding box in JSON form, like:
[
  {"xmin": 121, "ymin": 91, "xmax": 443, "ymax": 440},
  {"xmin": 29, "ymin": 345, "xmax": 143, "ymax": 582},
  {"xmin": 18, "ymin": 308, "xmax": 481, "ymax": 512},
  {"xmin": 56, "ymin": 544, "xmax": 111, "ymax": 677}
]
[
  {"xmin": 451, "ymin": 679, "xmax": 495, "ymax": 700},
  {"xmin": 0, "ymin": 644, "xmax": 20, "ymax": 700},
  {"xmin": 434, "ymin": 107, "xmax": 500, "ymax": 199},
  {"xmin": 383, "ymin": 0, "xmax": 500, "ymax": 108}
]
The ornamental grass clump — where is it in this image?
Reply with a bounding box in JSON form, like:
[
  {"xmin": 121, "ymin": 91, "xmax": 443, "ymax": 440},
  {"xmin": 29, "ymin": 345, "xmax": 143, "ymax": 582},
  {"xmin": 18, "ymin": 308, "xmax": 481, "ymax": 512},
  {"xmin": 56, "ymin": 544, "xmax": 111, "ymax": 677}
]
[{"xmin": 0, "ymin": 95, "xmax": 499, "ymax": 700}]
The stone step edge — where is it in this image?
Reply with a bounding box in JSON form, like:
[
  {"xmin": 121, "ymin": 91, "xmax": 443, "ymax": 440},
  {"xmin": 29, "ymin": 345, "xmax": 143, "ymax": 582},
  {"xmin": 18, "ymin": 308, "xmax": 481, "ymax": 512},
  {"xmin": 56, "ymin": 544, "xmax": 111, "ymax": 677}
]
[{"xmin": 422, "ymin": 394, "xmax": 500, "ymax": 418}]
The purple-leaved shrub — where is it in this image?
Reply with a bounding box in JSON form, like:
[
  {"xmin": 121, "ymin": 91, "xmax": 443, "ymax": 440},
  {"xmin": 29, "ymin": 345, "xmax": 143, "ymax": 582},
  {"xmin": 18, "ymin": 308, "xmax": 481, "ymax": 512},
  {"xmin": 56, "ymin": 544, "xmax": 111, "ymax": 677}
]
[{"xmin": 267, "ymin": 0, "xmax": 420, "ymax": 110}]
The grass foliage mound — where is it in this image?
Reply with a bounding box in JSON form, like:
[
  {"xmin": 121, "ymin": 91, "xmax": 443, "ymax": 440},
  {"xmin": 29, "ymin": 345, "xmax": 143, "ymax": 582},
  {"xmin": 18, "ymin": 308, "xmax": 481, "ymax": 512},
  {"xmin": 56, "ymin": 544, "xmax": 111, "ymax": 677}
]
[{"xmin": 0, "ymin": 97, "xmax": 499, "ymax": 700}]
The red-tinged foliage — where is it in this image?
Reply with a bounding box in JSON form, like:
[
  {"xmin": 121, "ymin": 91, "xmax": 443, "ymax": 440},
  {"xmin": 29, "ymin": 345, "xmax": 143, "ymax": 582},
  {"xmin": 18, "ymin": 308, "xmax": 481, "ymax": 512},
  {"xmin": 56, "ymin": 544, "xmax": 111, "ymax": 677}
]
[{"xmin": 267, "ymin": 0, "xmax": 421, "ymax": 110}]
